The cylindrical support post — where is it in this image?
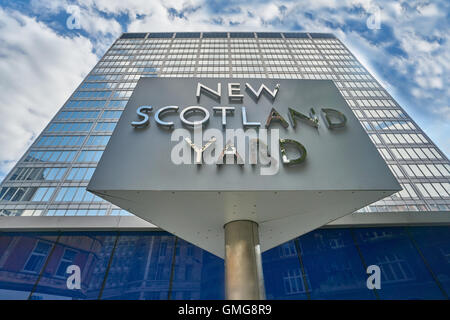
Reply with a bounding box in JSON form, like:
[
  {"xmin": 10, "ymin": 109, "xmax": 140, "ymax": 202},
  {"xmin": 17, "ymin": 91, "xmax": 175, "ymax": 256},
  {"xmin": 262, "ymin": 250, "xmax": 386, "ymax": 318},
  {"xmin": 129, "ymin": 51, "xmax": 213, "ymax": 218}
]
[{"xmin": 224, "ymin": 220, "xmax": 266, "ymax": 300}]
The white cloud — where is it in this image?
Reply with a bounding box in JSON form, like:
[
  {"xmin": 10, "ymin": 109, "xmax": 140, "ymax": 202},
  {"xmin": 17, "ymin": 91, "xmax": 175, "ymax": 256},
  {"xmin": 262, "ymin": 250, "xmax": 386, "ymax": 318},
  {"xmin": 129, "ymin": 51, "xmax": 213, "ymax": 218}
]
[
  {"xmin": 29, "ymin": 0, "xmax": 123, "ymax": 54},
  {"xmin": 0, "ymin": 7, "xmax": 97, "ymax": 180}
]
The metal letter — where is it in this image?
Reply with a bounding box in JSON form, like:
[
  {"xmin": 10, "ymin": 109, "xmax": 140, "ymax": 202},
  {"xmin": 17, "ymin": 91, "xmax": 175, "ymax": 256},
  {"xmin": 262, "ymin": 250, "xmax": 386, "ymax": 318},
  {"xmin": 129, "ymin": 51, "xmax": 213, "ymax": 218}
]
[
  {"xmin": 180, "ymin": 106, "xmax": 210, "ymax": 128},
  {"xmin": 155, "ymin": 106, "xmax": 179, "ymax": 129},
  {"xmin": 279, "ymin": 139, "xmax": 307, "ymax": 165},
  {"xmin": 242, "ymin": 107, "xmax": 260, "ymax": 129},
  {"xmin": 288, "ymin": 107, "xmax": 319, "ymax": 129},
  {"xmin": 213, "ymin": 106, "xmax": 235, "ymax": 127},
  {"xmin": 321, "ymin": 108, "xmax": 347, "ymax": 129},
  {"xmin": 228, "ymin": 83, "xmax": 243, "ymax": 102},
  {"xmin": 185, "ymin": 136, "xmax": 216, "ymax": 164},
  {"xmin": 265, "ymin": 108, "xmax": 289, "ymax": 129},
  {"xmin": 131, "ymin": 106, "xmax": 153, "ymax": 127},
  {"xmin": 196, "ymin": 82, "xmax": 221, "ymax": 102},
  {"xmin": 216, "ymin": 140, "xmax": 244, "ymax": 165},
  {"xmin": 245, "ymin": 83, "xmax": 280, "ymax": 101}
]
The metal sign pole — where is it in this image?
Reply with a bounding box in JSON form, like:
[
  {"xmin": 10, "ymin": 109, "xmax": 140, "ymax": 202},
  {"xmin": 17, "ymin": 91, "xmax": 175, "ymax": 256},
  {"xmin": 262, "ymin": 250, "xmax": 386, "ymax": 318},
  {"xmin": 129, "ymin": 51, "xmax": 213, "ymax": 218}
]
[{"xmin": 224, "ymin": 220, "xmax": 266, "ymax": 300}]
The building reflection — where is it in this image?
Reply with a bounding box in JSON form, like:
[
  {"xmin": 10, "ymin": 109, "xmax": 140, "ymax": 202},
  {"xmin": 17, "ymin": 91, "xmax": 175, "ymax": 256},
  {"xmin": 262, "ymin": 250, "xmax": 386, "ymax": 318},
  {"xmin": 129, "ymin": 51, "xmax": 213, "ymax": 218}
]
[{"xmin": 0, "ymin": 227, "xmax": 448, "ymax": 300}]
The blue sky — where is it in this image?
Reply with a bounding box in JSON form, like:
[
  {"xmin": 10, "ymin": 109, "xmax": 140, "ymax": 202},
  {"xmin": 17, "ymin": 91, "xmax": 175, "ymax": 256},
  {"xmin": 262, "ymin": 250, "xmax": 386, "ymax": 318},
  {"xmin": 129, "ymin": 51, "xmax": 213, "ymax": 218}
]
[{"xmin": 0, "ymin": 0, "xmax": 448, "ymax": 181}]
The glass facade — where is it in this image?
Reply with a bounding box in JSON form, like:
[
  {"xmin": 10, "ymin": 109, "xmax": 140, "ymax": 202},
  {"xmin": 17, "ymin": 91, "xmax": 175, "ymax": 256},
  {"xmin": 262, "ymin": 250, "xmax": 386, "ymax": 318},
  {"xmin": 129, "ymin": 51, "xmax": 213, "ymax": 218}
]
[
  {"xmin": 0, "ymin": 226, "xmax": 448, "ymax": 300},
  {"xmin": 0, "ymin": 31, "xmax": 448, "ymax": 217}
]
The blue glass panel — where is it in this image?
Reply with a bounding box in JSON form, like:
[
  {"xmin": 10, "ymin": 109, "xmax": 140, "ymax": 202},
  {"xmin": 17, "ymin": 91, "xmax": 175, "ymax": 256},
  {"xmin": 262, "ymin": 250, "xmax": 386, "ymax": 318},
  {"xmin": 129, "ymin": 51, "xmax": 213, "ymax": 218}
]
[
  {"xmin": 230, "ymin": 32, "xmax": 255, "ymax": 38},
  {"xmin": 121, "ymin": 33, "xmax": 147, "ymax": 39},
  {"xmin": 262, "ymin": 240, "xmax": 307, "ymax": 300},
  {"xmin": 175, "ymin": 32, "xmax": 200, "ymax": 38},
  {"xmin": 203, "ymin": 32, "xmax": 227, "ymax": 38},
  {"xmin": 29, "ymin": 232, "xmax": 117, "ymax": 300},
  {"xmin": 170, "ymin": 239, "xmax": 224, "ymax": 300},
  {"xmin": 283, "ymin": 33, "xmax": 309, "ymax": 38},
  {"xmin": 256, "ymin": 32, "xmax": 282, "ymax": 38},
  {"xmin": 0, "ymin": 233, "xmax": 58, "ymax": 300},
  {"xmin": 309, "ymin": 33, "xmax": 335, "ymax": 38},
  {"xmin": 148, "ymin": 33, "xmax": 173, "ymax": 38},
  {"xmin": 407, "ymin": 226, "xmax": 450, "ymax": 297},
  {"xmin": 354, "ymin": 227, "xmax": 445, "ymax": 299},
  {"xmin": 299, "ymin": 229, "xmax": 375, "ymax": 299},
  {"xmin": 100, "ymin": 232, "xmax": 175, "ymax": 300}
]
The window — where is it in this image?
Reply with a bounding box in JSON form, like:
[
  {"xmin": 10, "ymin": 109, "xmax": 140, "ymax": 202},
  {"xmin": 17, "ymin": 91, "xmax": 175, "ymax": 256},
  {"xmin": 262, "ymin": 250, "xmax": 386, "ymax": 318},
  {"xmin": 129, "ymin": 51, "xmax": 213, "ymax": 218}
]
[
  {"xmin": 283, "ymin": 269, "xmax": 307, "ymax": 294},
  {"xmin": 94, "ymin": 122, "xmax": 116, "ymax": 131},
  {"xmin": 73, "ymin": 90, "xmax": 111, "ymax": 98},
  {"xmin": 47, "ymin": 122, "xmax": 93, "ymax": 132},
  {"xmin": 102, "ymin": 111, "xmax": 122, "ymax": 119},
  {"xmin": 31, "ymin": 187, "xmax": 56, "ymax": 201},
  {"xmin": 23, "ymin": 241, "xmax": 52, "ymax": 273},
  {"xmin": 77, "ymin": 150, "xmax": 103, "ymax": 162},
  {"xmin": 57, "ymin": 111, "xmax": 100, "ymax": 120},
  {"xmin": 65, "ymin": 100, "xmax": 106, "ymax": 108},
  {"xmin": 10, "ymin": 167, "xmax": 66, "ymax": 181},
  {"xmin": 66, "ymin": 167, "xmax": 95, "ymax": 181},
  {"xmin": 36, "ymin": 135, "xmax": 85, "ymax": 147},
  {"xmin": 54, "ymin": 187, "xmax": 103, "ymax": 202},
  {"xmin": 55, "ymin": 249, "xmax": 78, "ymax": 277},
  {"xmin": 85, "ymin": 135, "xmax": 110, "ymax": 146}
]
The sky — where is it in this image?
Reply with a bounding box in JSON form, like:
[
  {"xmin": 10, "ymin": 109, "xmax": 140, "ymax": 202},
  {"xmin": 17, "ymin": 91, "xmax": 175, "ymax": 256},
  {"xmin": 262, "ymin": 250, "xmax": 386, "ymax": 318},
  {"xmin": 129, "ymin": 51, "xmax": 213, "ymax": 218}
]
[{"xmin": 0, "ymin": 0, "xmax": 448, "ymax": 181}]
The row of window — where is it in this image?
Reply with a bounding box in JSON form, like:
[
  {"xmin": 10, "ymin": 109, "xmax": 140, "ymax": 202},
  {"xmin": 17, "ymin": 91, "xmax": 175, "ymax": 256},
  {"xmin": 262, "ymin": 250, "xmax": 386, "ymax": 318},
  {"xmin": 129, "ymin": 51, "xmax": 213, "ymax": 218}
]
[
  {"xmin": 48, "ymin": 122, "xmax": 93, "ymax": 132},
  {"xmin": 46, "ymin": 209, "xmax": 107, "ymax": 216},
  {"xmin": 80, "ymin": 82, "xmax": 116, "ymax": 89},
  {"xmin": 8, "ymin": 166, "xmax": 97, "ymax": 182},
  {"xmin": 353, "ymin": 108, "xmax": 405, "ymax": 119},
  {"xmin": 97, "ymin": 60, "xmax": 130, "ymax": 68},
  {"xmin": 379, "ymin": 133, "xmax": 428, "ymax": 145},
  {"xmin": 65, "ymin": 99, "xmax": 126, "ymax": 110},
  {"xmin": 389, "ymin": 163, "xmax": 450, "ymax": 178},
  {"xmin": 0, "ymin": 186, "xmax": 106, "ymax": 203},
  {"xmin": 36, "ymin": 135, "xmax": 85, "ymax": 147},
  {"xmin": 0, "ymin": 208, "xmax": 132, "ymax": 217},
  {"xmin": 402, "ymin": 163, "xmax": 450, "ymax": 178},
  {"xmin": 85, "ymin": 74, "xmax": 122, "ymax": 81},
  {"xmin": 45, "ymin": 208, "xmax": 132, "ymax": 216},
  {"xmin": 24, "ymin": 150, "xmax": 104, "ymax": 163},
  {"xmin": 47, "ymin": 121, "xmax": 117, "ymax": 133},
  {"xmin": 94, "ymin": 122, "xmax": 117, "ymax": 131},
  {"xmin": 362, "ymin": 120, "xmax": 416, "ymax": 131},
  {"xmin": 9, "ymin": 167, "xmax": 67, "ymax": 181},
  {"xmin": 54, "ymin": 187, "xmax": 104, "ymax": 202},
  {"xmin": 379, "ymin": 147, "xmax": 442, "ymax": 161},
  {"xmin": 73, "ymin": 91, "xmax": 112, "ymax": 98},
  {"xmin": 57, "ymin": 111, "xmax": 99, "ymax": 120},
  {"xmin": 415, "ymin": 183, "xmax": 450, "ymax": 199},
  {"xmin": 0, "ymin": 186, "xmax": 55, "ymax": 202},
  {"xmin": 35, "ymin": 135, "xmax": 109, "ymax": 148},
  {"xmin": 25, "ymin": 150, "xmax": 78, "ymax": 163},
  {"xmin": 65, "ymin": 100, "xmax": 106, "ymax": 109},
  {"xmin": 93, "ymin": 67, "xmax": 128, "ymax": 74}
]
